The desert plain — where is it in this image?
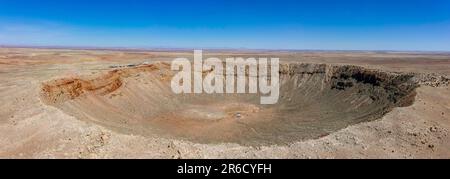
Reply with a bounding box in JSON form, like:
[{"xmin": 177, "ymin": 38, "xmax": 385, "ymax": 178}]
[{"xmin": 0, "ymin": 47, "xmax": 449, "ymax": 159}]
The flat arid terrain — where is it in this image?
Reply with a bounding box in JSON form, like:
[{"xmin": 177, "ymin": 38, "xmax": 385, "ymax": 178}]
[{"xmin": 0, "ymin": 47, "xmax": 449, "ymax": 159}]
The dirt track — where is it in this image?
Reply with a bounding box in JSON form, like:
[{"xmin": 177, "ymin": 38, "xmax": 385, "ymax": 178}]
[{"xmin": 0, "ymin": 48, "xmax": 449, "ymax": 158}]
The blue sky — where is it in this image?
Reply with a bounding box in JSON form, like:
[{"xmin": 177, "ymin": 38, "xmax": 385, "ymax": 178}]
[{"xmin": 0, "ymin": 0, "xmax": 449, "ymax": 51}]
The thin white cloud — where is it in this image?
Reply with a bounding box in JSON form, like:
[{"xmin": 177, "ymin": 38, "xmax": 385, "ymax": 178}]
[{"xmin": 0, "ymin": 18, "xmax": 449, "ymax": 51}]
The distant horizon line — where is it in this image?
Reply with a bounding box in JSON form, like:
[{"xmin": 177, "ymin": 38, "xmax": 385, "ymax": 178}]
[{"xmin": 1, "ymin": 44, "xmax": 450, "ymax": 54}]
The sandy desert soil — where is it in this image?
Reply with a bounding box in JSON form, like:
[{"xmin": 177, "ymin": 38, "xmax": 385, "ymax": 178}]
[{"xmin": 0, "ymin": 47, "xmax": 449, "ymax": 159}]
